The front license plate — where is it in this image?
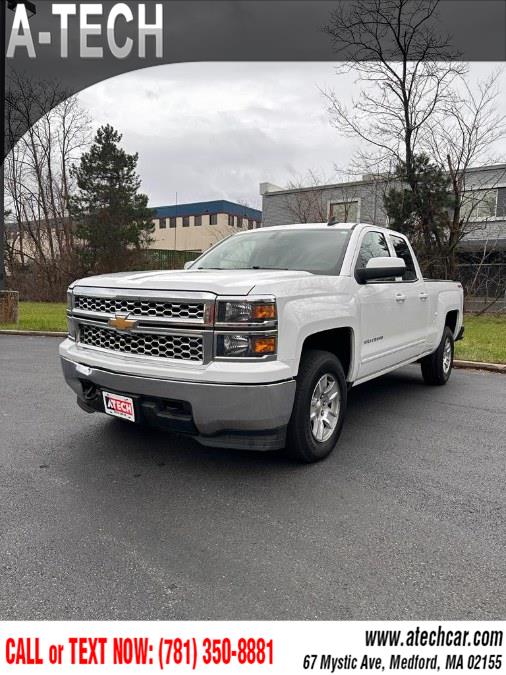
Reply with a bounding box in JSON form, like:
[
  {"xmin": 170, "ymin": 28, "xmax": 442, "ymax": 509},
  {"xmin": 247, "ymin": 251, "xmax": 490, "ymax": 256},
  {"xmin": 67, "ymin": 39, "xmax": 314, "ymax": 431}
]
[{"xmin": 102, "ymin": 391, "xmax": 135, "ymax": 422}]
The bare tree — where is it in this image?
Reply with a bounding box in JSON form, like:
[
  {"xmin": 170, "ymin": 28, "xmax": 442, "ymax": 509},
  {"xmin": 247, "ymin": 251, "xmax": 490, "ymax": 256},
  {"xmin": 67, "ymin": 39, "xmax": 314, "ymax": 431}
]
[
  {"xmin": 208, "ymin": 222, "xmax": 235, "ymax": 248},
  {"xmin": 427, "ymin": 70, "xmax": 506, "ymax": 277},
  {"xmin": 323, "ymin": 0, "xmax": 465, "ymax": 189},
  {"xmin": 284, "ymin": 170, "xmax": 331, "ymax": 223},
  {"xmin": 284, "ymin": 169, "xmax": 390, "ymax": 225},
  {"xmin": 284, "ymin": 169, "xmax": 362, "ymax": 224},
  {"xmin": 4, "ymin": 74, "xmax": 91, "ymax": 300},
  {"xmin": 323, "ymin": 0, "xmax": 506, "ymax": 288},
  {"xmin": 207, "ymin": 200, "xmax": 259, "ymax": 247},
  {"xmin": 458, "ymin": 236, "xmax": 506, "ymax": 314}
]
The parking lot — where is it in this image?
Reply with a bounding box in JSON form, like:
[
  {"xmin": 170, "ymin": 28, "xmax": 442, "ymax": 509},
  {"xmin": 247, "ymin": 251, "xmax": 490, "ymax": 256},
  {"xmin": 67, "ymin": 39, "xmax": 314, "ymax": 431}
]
[{"xmin": 0, "ymin": 334, "xmax": 504, "ymax": 620}]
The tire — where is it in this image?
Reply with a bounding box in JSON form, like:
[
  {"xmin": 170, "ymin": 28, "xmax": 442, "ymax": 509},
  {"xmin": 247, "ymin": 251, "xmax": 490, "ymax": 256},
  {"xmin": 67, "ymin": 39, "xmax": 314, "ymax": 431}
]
[
  {"xmin": 285, "ymin": 349, "xmax": 347, "ymax": 463},
  {"xmin": 420, "ymin": 326, "xmax": 454, "ymax": 386}
]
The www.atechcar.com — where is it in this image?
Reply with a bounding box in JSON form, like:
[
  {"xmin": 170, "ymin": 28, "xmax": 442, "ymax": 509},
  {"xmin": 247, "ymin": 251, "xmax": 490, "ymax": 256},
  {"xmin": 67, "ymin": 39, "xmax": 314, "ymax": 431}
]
[
  {"xmin": 364, "ymin": 626, "xmax": 503, "ymax": 648},
  {"xmin": 303, "ymin": 626, "xmax": 503, "ymax": 672}
]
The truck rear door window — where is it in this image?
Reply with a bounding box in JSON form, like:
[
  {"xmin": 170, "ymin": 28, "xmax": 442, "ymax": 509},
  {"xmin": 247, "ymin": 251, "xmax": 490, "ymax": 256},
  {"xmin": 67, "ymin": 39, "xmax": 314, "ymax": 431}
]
[{"xmin": 390, "ymin": 235, "xmax": 418, "ymax": 281}]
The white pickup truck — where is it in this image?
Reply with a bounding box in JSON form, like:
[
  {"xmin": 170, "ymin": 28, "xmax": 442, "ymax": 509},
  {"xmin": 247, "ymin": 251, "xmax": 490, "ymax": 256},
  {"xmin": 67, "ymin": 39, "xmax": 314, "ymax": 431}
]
[{"xmin": 60, "ymin": 222, "xmax": 464, "ymax": 462}]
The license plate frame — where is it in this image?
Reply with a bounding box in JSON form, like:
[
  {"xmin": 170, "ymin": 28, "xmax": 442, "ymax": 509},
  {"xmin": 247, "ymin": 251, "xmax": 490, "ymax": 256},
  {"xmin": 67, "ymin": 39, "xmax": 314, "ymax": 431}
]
[{"xmin": 102, "ymin": 391, "xmax": 136, "ymax": 422}]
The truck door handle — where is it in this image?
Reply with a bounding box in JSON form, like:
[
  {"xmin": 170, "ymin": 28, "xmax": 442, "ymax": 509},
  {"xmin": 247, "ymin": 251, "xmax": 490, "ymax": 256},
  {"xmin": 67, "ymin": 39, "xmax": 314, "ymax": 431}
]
[
  {"xmin": 419, "ymin": 292, "xmax": 429, "ymax": 301},
  {"xmin": 395, "ymin": 293, "xmax": 406, "ymax": 302}
]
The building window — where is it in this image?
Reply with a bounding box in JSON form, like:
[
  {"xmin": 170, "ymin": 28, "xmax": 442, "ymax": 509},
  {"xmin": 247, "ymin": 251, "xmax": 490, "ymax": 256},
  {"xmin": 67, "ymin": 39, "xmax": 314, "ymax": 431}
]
[
  {"xmin": 159, "ymin": 218, "xmax": 166, "ymax": 229},
  {"xmin": 228, "ymin": 214, "xmax": 234, "ymax": 227},
  {"xmin": 248, "ymin": 219, "xmax": 253, "ymax": 230},
  {"xmin": 169, "ymin": 217, "xmax": 176, "ymax": 228},
  {"xmin": 236, "ymin": 216, "xmax": 242, "ymax": 228},
  {"xmin": 461, "ymin": 189, "xmax": 497, "ymax": 221},
  {"xmin": 194, "ymin": 214, "xmax": 202, "ymax": 226},
  {"xmin": 183, "ymin": 216, "xmax": 190, "ymax": 227},
  {"xmin": 329, "ymin": 200, "xmax": 359, "ymax": 223},
  {"xmin": 210, "ymin": 213, "xmax": 218, "ymax": 225}
]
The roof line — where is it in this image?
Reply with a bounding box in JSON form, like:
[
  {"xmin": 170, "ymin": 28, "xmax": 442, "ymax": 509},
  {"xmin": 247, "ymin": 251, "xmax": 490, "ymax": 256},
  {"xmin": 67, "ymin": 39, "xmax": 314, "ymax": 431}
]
[{"xmin": 262, "ymin": 163, "xmax": 506, "ymax": 196}]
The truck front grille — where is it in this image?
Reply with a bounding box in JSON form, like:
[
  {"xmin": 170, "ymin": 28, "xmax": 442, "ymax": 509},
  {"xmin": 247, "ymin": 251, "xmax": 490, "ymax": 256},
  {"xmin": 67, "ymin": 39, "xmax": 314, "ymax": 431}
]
[
  {"xmin": 79, "ymin": 324, "xmax": 204, "ymax": 362},
  {"xmin": 74, "ymin": 295, "xmax": 205, "ymax": 321}
]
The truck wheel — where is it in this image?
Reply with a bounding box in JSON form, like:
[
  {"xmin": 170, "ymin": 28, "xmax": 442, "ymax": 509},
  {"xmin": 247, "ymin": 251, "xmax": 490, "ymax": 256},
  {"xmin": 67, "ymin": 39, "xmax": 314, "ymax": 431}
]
[
  {"xmin": 420, "ymin": 326, "xmax": 454, "ymax": 386},
  {"xmin": 286, "ymin": 350, "xmax": 347, "ymax": 463}
]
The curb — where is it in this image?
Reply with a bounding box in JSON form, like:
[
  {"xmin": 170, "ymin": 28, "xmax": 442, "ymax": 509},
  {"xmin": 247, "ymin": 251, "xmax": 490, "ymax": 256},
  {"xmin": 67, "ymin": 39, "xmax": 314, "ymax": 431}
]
[
  {"xmin": 1, "ymin": 330, "xmax": 505, "ymax": 373},
  {"xmin": 0, "ymin": 329, "xmax": 66, "ymax": 337},
  {"xmin": 454, "ymin": 359, "xmax": 506, "ymax": 374}
]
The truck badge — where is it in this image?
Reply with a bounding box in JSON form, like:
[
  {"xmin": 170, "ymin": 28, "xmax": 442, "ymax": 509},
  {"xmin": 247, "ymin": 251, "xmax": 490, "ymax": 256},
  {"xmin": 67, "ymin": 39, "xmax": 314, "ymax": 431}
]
[{"xmin": 108, "ymin": 315, "xmax": 137, "ymax": 331}]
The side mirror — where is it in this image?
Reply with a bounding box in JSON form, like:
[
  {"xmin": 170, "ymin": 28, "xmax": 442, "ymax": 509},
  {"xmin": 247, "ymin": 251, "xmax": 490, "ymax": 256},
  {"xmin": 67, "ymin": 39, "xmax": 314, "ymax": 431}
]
[
  {"xmin": 356, "ymin": 256, "xmax": 406, "ymax": 283},
  {"xmin": 184, "ymin": 260, "xmax": 196, "ymax": 270}
]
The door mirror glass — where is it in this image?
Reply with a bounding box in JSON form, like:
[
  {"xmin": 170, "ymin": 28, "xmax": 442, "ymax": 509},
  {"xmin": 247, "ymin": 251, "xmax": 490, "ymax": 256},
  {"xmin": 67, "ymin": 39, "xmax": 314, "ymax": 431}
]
[{"xmin": 356, "ymin": 256, "xmax": 406, "ymax": 283}]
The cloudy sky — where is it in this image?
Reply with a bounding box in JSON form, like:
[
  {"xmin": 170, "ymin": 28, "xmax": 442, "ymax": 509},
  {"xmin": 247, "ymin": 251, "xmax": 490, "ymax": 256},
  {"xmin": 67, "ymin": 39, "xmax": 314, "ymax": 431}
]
[{"xmin": 79, "ymin": 62, "xmax": 504, "ymax": 210}]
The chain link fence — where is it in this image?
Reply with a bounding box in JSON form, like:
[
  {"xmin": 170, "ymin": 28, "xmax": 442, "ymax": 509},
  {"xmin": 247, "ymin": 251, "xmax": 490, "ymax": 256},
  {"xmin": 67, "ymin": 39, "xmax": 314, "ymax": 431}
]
[{"xmin": 456, "ymin": 262, "xmax": 506, "ymax": 313}]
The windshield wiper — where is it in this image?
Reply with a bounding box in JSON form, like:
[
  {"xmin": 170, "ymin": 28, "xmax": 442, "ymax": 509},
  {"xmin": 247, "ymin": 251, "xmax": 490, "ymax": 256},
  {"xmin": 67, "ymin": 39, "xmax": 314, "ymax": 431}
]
[
  {"xmin": 242, "ymin": 266, "xmax": 289, "ymax": 270},
  {"xmin": 196, "ymin": 266, "xmax": 289, "ymax": 271}
]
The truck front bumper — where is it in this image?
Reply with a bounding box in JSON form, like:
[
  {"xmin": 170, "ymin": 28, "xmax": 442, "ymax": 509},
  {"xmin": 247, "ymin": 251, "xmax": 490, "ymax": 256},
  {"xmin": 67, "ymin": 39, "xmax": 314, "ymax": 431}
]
[{"xmin": 61, "ymin": 357, "xmax": 296, "ymax": 451}]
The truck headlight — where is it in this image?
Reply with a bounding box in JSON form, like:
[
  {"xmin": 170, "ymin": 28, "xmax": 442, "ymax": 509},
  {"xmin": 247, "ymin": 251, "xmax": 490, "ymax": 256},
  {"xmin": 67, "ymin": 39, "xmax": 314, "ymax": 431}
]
[
  {"xmin": 217, "ymin": 299, "xmax": 276, "ymax": 324},
  {"xmin": 216, "ymin": 334, "xmax": 277, "ymax": 358}
]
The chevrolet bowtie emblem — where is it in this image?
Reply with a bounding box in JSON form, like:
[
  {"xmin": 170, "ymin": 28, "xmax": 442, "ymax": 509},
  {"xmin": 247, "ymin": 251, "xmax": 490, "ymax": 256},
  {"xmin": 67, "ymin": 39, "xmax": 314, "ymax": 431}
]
[{"xmin": 108, "ymin": 315, "xmax": 137, "ymax": 331}]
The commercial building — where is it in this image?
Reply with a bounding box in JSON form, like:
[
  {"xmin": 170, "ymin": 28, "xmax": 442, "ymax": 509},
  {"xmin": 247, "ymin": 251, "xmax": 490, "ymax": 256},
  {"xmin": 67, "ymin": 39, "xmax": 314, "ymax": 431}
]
[
  {"xmin": 260, "ymin": 164, "xmax": 506, "ymax": 251},
  {"xmin": 151, "ymin": 199, "xmax": 262, "ymax": 252},
  {"xmin": 260, "ymin": 165, "xmax": 506, "ymax": 309}
]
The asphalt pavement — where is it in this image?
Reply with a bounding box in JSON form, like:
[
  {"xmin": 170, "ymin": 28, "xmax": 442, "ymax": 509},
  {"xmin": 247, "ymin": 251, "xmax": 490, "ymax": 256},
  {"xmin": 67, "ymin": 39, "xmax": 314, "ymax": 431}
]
[{"xmin": 0, "ymin": 335, "xmax": 505, "ymax": 620}]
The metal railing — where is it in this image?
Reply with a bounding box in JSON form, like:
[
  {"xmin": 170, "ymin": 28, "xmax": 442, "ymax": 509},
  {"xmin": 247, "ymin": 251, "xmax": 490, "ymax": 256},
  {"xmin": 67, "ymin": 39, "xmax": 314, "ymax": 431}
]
[{"xmin": 456, "ymin": 263, "xmax": 506, "ymax": 301}]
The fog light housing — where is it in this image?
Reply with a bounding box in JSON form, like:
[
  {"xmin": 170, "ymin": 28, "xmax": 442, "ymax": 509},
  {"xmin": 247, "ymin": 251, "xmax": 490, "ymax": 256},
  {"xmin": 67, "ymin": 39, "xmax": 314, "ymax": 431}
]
[
  {"xmin": 222, "ymin": 334, "xmax": 250, "ymax": 356},
  {"xmin": 216, "ymin": 334, "xmax": 277, "ymax": 358}
]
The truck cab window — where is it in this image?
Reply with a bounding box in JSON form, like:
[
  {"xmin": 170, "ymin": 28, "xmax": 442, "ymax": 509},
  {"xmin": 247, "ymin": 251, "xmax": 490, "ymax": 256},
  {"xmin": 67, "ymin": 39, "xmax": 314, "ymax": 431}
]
[
  {"xmin": 390, "ymin": 235, "xmax": 417, "ymax": 281},
  {"xmin": 356, "ymin": 231, "xmax": 390, "ymax": 269}
]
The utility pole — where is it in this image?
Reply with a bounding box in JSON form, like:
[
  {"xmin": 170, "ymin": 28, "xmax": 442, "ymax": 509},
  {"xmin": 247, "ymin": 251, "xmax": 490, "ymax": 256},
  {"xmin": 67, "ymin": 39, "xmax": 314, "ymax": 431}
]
[
  {"xmin": 1, "ymin": 0, "xmax": 6, "ymax": 292},
  {"xmin": 174, "ymin": 191, "xmax": 178, "ymax": 251},
  {"xmin": 0, "ymin": 1, "xmax": 36, "ymax": 323}
]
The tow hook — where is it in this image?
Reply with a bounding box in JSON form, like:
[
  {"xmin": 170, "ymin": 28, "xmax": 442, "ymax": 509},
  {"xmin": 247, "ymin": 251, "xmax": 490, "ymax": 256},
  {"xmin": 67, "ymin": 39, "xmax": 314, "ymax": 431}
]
[
  {"xmin": 77, "ymin": 397, "xmax": 96, "ymax": 414},
  {"xmin": 82, "ymin": 381, "xmax": 98, "ymax": 401}
]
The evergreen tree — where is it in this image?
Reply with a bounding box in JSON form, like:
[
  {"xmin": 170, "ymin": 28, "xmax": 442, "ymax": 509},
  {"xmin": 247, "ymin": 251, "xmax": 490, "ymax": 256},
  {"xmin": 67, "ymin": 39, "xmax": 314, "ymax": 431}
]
[
  {"xmin": 71, "ymin": 124, "xmax": 154, "ymax": 274},
  {"xmin": 384, "ymin": 154, "xmax": 453, "ymax": 276}
]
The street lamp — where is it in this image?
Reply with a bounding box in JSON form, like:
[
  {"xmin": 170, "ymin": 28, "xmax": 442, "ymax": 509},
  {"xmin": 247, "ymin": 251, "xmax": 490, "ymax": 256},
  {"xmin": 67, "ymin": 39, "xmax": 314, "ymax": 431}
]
[{"xmin": 0, "ymin": 1, "xmax": 36, "ymax": 307}]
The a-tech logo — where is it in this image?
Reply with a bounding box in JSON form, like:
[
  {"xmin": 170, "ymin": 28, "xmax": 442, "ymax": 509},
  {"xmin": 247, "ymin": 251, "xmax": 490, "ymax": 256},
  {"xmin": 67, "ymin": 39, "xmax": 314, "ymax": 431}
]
[{"xmin": 7, "ymin": 2, "xmax": 164, "ymax": 59}]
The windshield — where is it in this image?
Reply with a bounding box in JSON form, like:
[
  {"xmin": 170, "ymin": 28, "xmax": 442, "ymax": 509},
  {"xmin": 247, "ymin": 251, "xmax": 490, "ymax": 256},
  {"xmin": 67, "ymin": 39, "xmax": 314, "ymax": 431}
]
[{"xmin": 194, "ymin": 229, "xmax": 351, "ymax": 275}]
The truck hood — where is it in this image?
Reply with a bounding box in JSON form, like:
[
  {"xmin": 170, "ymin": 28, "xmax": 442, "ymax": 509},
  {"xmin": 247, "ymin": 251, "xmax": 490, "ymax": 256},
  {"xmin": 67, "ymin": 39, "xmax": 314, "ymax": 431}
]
[{"xmin": 73, "ymin": 269, "xmax": 313, "ymax": 296}]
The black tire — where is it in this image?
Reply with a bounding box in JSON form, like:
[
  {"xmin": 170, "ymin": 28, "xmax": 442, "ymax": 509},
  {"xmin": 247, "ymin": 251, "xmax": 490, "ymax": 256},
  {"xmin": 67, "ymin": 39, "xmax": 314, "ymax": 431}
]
[
  {"xmin": 285, "ymin": 349, "xmax": 347, "ymax": 463},
  {"xmin": 420, "ymin": 326, "xmax": 454, "ymax": 386}
]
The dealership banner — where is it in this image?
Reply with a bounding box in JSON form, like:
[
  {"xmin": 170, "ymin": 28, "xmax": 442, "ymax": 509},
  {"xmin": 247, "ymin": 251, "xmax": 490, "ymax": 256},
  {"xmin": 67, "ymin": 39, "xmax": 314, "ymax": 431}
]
[
  {"xmin": 4, "ymin": 0, "xmax": 506, "ymax": 155},
  {"xmin": 0, "ymin": 622, "xmax": 504, "ymax": 672},
  {"xmin": 2, "ymin": 0, "xmax": 505, "ymax": 665}
]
